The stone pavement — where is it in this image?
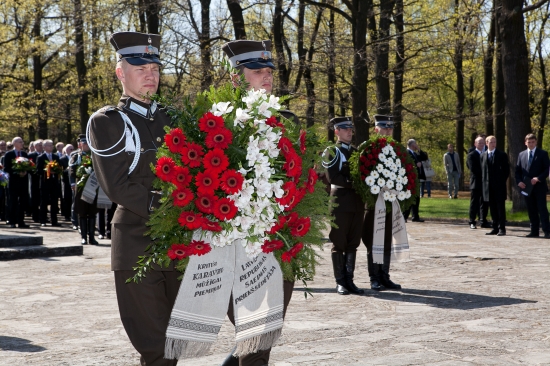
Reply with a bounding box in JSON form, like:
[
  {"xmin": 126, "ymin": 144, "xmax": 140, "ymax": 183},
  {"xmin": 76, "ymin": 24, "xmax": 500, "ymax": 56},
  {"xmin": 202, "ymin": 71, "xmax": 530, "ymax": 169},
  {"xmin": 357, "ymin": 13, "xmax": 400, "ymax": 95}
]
[{"xmin": 1, "ymin": 221, "xmax": 549, "ymax": 365}]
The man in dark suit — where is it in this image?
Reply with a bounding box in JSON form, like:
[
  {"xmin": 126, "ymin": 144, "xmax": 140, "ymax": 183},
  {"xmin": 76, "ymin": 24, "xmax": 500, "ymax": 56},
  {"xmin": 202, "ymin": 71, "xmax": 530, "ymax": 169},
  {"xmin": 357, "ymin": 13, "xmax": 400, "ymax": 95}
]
[
  {"xmin": 323, "ymin": 117, "xmax": 365, "ymax": 296},
  {"xmin": 481, "ymin": 136, "xmax": 509, "ymax": 236},
  {"xmin": 3, "ymin": 137, "xmax": 30, "ymax": 228},
  {"xmin": 36, "ymin": 139, "xmax": 61, "ymax": 227},
  {"xmin": 27, "ymin": 139, "xmax": 44, "ymax": 222},
  {"xmin": 403, "ymin": 139, "xmax": 424, "ymax": 222},
  {"xmin": 515, "ymin": 133, "xmax": 550, "ymax": 238},
  {"xmin": 88, "ymin": 32, "xmax": 179, "ymax": 366},
  {"xmin": 59, "ymin": 144, "xmax": 74, "ymax": 221},
  {"xmin": 467, "ymin": 136, "xmax": 488, "ymax": 229}
]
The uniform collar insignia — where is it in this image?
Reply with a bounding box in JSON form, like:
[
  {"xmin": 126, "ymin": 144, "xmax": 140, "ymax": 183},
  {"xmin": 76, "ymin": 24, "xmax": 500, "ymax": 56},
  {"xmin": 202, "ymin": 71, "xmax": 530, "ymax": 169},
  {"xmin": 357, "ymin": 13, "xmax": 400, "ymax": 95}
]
[
  {"xmin": 339, "ymin": 142, "xmax": 350, "ymax": 150},
  {"xmin": 122, "ymin": 96, "xmax": 158, "ymax": 119}
]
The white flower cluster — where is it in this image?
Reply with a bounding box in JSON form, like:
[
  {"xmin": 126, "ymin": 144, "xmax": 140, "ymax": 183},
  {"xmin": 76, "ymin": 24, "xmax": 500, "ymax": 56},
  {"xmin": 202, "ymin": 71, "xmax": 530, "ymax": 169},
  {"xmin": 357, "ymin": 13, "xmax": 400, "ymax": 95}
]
[
  {"xmin": 364, "ymin": 144, "xmax": 412, "ymax": 202},
  {"xmin": 207, "ymin": 89, "xmax": 285, "ymax": 256}
]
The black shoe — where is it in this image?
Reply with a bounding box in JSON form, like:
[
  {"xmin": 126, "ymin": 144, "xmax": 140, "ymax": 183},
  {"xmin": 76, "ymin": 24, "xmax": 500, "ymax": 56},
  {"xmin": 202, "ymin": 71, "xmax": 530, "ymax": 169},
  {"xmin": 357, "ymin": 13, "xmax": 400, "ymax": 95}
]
[
  {"xmin": 220, "ymin": 347, "xmax": 239, "ymax": 366},
  {"xmin": 411, "ymin": 218, "xmax": 424, "ymax": 222},
  {"xmin": 51, "ymin": 223, "xmax": 61, "ymax": 227},
  {"xmin": 336, "ymin": 284, "xmax": 349, "ymax": 295},
  {"xmin": 470, "ymin": 224, "xmax": 477, "ymax": 229},
  {"xmin": 453, "ymin": 195, "xmax": 458, "ymax": 199},
  {"xmin": 9, "ymin": 224, "xmax": 16, "ymax": 228},
  {"xmin": 526, "ymin": 232, "xmax": 540, "ymax": 238},
  {"xmin": 544, "ymin": 232, "xmax": 550, "ymax": 239},
  {"xmin": 486, "ymin": 229, "xmax": 499, "ymax": 235},
  {"xmin": 370, "ymin": 280, "xmax": 384, "ymax": 291},
  {"xmin": 480, "ymin": 222, "xmax": 492, "ymax": 228},
  {"xmin": 81, "ymin": 238, "xmax": 88, "ymax": 245},
  {"xmin": 18, "ymin": 224, "xmax": 30, "ymax": 228},
  {"xmin": 497, "ymin": 231, "xmax": 506, "ymax": 236},
  {"xmin": 380, "ymin": 278, "xmax": 401, "ymax": 290}
]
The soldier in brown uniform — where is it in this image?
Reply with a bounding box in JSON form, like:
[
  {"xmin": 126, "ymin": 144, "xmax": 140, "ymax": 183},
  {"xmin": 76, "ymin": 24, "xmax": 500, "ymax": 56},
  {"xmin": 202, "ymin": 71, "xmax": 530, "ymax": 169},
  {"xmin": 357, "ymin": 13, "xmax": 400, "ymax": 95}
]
[
  {"xmin": 362, "ymin": 115, "xmax": 402, "ymax": 291},
  {"xmin": 323, "ymin": 117, "xmax": 365, "ymax": 296},
  {"xmin": 220, "ymin": 39, "xmax": 296, "ymax": 366},
  {"xmin": 87, "ymin": 32, "xmax": 179, "ymax": 366}
]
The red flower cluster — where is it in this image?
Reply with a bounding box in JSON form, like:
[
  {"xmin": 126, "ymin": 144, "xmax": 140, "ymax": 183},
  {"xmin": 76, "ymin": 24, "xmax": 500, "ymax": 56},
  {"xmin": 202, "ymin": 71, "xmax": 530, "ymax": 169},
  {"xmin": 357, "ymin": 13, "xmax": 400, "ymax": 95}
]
[
  {"xmin": 281, "ymin": 242, "xmax": 303, "ymax": 262},
  {"xmin": 264, "ymin": 211, "xmax": 309, "ymax": 258},
  {"xmin": 266, "ymin": 116, "xmax": 285, "ymax": 131},
  {"xmin": 167, "ymin": 240, "xmax": 212, "ymax": 260}
]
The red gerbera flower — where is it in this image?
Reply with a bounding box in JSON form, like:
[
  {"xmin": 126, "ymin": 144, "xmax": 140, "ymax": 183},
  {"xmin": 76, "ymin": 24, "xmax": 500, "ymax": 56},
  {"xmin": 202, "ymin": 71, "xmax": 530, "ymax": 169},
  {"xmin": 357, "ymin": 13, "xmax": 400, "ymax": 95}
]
[
  {"xmin": 167, "ymin": 243, "xmax": 191, "ymax": 260},
  {"xmin": 299, "ymin": 130, "xmax": 306, "ymax": 154},
  {"xmin": 198, "ymin": 112, "xmax": 225, "ymax": 133},
  {"xmin": 285, "ymin": 212, "xmax": 299, "ymax": 225},
  {"xmin": 195, "ymin": 193, "xmax": 218, "ymax": 214},
  {"xmin": 195, "ymin": 170, "xmax": 220, "ymax": 194},
  {"xmin": 276, "ymin": 181, "xmax": 297, "ymax": 206},
  {"xmin": 181, "ymin": 142, "xmax": 204, "ymax": 168},
  {"xmin": 282, "ymin": 152, "xmax": 302, "ymax": 178},
  {"xmin": 289, "ymin": 217, "xmax": 310, "ymax": 237},
  {"xmin": 178, "ymin": 211, "xmax": 204, "ymax": 230},
  {"xmin": 201, "ymin": 219, "xmax": 223, "ymax": 232},
  {"xmin": 203, "ymin": 148, "xmax": 229, "ymax": 174},
  {"xmin": 277, "ymin": 137, "xmax": 295, "ymax": 156},
  {"xmin": 205, "ymin": 128, "xmax": 233, "ymax": 150},
  {"xmin": 155, "ymin": 157, "xmax": 176, "ymax": 182},
  {"xmin": 172, "ymin": 187, "xmax": 194, "ymax": 207},
  {"xmin": 284, "ymin": 187, "xmax": 306, "ymax": 211},
  {"xmin": 266, "ymin": 116, "xmax": 285, "ymax": 131},
  {"xmin": 171, "ymin": 166, "xmax": 192, "ymax": 188},
  {"xmin": 220, "ymin": 170, "xmax": 244, "ymax": 194},
  {"xmin": 281, "ymin": 251, "xmax": 293, "ymax": 262},
  {"xmin": 212, "ymin": 197, "xmax": 238, "ymax": 221},
  {"xmin": 267, "ymin": 215, "xmax": 287, "ymax": 235},
  {"xmin": 261, "ymin": 239, "xmax": 284, "ymax": 253},
  {"xmin": 188, "ymin": 240, "xmax": 211, "ymax": 256},
  {"xmin": 164, "ymin": 128, "xmax": 186, "ymax": 153},
  {"xmin": 289, "ymin": 242, "xmax": 304, "ymax": 256},
  {"xmin": 306, "ymin": 168, "xmax": 318, "ymax": 193}
]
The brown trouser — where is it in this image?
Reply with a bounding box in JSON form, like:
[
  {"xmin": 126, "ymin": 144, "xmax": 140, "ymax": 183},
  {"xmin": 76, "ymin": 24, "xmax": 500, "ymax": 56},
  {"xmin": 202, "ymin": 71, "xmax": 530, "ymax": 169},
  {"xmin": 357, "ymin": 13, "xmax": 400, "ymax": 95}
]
[
  {"xmin": 114, "ymin": 270, "xmax": 180, "ymax": 366},
  {"xmin": 226, "ymin": 280, "xmax": 295, "ymax": 366}
]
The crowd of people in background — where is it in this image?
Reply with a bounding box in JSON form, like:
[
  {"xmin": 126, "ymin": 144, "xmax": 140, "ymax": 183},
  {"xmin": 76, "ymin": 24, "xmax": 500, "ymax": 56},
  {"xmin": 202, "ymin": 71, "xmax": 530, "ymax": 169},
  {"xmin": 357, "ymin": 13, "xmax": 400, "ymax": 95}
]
[{"xmin": 0, "ymin": 136, "xmax": 116, "ymax": 244}]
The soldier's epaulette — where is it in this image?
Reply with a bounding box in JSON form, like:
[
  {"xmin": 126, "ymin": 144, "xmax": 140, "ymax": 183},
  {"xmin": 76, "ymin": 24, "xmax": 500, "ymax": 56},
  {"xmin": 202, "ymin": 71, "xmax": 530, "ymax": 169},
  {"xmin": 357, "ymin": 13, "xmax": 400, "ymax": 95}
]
[
  {"xmin": 279, "ymin": 110, "xmax": 300, "ymax": 125},
  {"xmin": 97, "ymin": 105, "xmax": 120, "ymax": 115}
]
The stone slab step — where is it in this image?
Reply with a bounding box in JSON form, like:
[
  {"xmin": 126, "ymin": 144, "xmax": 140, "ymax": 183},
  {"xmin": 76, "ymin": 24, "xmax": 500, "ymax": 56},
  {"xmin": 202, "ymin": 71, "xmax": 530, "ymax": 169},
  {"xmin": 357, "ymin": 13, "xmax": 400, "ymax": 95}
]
[
  {"xmin": 0, "ymin": 234, "xmax": 43, "ymax": 248},
  {"xmin": 0, "ymin": 243, "xmax": 83, "ymax": 260}
]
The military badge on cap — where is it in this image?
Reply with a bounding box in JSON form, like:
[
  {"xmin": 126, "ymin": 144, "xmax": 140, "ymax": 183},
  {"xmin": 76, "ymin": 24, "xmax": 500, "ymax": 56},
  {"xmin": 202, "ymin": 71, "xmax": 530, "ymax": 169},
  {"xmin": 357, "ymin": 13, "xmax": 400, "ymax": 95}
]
[
  {"xmin": 373, "ymin": 114, "xmax": 395, "ymax": 129},
  {"xmin": 330, "ymin": 116, "xmax": 354, "ymax": 130}
]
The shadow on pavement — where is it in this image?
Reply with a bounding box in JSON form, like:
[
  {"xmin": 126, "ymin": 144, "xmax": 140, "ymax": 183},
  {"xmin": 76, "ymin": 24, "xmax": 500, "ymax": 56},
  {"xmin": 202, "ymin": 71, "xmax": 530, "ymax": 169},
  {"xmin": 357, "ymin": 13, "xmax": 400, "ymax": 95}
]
[
  {"xmin": 0, "ymin": 336, "xmax": 46, "ymax": 352},
  {"xmin": 295, "ymin": 287, "xmax": 536, "ymax": 310}
]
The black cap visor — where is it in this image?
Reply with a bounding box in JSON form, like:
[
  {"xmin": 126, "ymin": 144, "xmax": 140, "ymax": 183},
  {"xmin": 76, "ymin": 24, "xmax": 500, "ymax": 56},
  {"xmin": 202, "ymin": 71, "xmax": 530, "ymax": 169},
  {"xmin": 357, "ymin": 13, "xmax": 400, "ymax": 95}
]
[
  {"xmin": 376, "ymin": 122, "xmax": 394, "ymax": 129},
  {"xmin": 239, "ymin": 59, "xmax": 276, "ymax": 70},
  {"xmin": 121, "ymin": 55, "xmax": 162, "ymax": 66}
]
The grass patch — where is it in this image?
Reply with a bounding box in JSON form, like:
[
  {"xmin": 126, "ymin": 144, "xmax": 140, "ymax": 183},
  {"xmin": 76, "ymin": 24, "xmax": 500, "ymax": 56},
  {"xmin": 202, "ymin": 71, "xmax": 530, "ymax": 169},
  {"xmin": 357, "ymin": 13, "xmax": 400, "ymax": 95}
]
[{"xmin": 418, "ymin": 197, "xmax": 545, "ymax": 223}]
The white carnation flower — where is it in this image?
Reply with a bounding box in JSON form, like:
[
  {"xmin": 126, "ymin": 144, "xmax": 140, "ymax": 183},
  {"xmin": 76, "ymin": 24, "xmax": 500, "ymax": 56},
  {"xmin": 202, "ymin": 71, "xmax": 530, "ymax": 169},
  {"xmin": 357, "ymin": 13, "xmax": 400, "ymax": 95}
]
[
  {"xmin": 371, "ymin": 171, "xmax": 380, "ymax": 179},
  {"xmin": 389, "ymin": 172, "xmax": 397, "ymax": 181},
  {"xmin": 395, "ymin": 158, "xmax": 401, "ymax": 167},
  {"xmin": 211, "ymin": 101, "xmax": 234, "ymax": 116},
  {"xmin": 398, "ymin": 191, "xmax": 406, "ymax": 201},
  {"xmin": 382, "ymin": 169, "xmax": 391, "ymax": 178},
  {"xmin": 386, "ymin": 180, "xmax": 394, "ymax": 189},
  {"xmin": 383, "ymin": 191, "xmax": 391, "ymax": 201},
  {"xmin": 370, "ymin": 185, "xmax": 381, "ymax": 194},
  {"xmin": 396, "ymin": 182, "xmax": 403, "ymax": 191},
  {"xmin": 402, "ymin": 176, "xmax": 408, "ymax": 185},
  {"xmin": 379, "ymin": 153, "xmax": 386, "ymax": 162},
  {"xmin": 377, "ymin": 164, "xmax": 384, "ymax": 172},
  {"xmin": 365, "ymin": 176, "xmax": 375, "ymax": 186},
  {"xmin": 396, "ymin": 176, "xmax": 403, "ymax": 184},
  {"xmin": 399, "ymin": 167, "xmax": 406, "ymax": 176},
  {"xmin": 389, "ymin": 193, "xmax": 397, "ymax": 202},
  {"xmin": 405, "ymin": 190, "xmax": 412, "ymax": 198},
  {"xmin": 377, "ymin": 178, "xmax": 386, "ymax": 187}
]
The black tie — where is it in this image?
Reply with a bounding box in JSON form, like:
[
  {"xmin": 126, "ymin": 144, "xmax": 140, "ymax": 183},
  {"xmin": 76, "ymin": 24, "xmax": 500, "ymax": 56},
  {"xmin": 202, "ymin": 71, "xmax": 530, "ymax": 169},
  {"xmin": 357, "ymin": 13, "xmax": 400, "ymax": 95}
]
[{"xmin": 528, "ymin": 150, "xmax": 533, "ymax": 168}]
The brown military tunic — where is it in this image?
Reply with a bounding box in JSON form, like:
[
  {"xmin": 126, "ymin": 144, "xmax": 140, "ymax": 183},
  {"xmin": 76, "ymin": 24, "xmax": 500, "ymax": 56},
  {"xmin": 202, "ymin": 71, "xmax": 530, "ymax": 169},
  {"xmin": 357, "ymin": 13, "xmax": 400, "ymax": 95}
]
[{"xmin": 88, "ymin": 95, "xmax": 173, "ymax": 271}]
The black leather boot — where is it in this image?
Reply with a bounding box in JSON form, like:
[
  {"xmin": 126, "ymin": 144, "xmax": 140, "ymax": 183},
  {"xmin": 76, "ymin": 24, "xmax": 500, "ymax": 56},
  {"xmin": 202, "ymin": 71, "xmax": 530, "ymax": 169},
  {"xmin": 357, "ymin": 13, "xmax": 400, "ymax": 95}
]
[
  {"xmin": 220, "ymin": 346, "xmax": 239, "ymax": 366},
  {"xmin": 88, "ymin": 217, "xmax": 99, "ymax": 245},
  {"xmin": 331, "ymin": 252, "xmax": 349, "ymax": 295},
  {"xmin": 344, "ymin": 251, "xmax": 364, "ymax": 294},
  {"xmin": 380, "ymin": 255, "xmax": 401, "ymax": 290},
  {"xmin": 367, "ymin": 252, "xmax": 384, "ymax": 291},
  {"xmin": 80, "ymin": 218, "xmax": 88, "ymax": 245}
]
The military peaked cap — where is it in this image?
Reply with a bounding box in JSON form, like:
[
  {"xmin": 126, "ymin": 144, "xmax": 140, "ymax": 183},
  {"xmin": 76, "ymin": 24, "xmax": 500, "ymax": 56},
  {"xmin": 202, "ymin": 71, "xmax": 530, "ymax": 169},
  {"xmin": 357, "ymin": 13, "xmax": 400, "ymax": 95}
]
[
  {"xmin": 330, "ymin": 116, "xmax": 354, "ymax": 130},
  {"xmin": 374, "ymin": 114, "xmax": 394, "ymax": 129},
  {"xmin": 222, "ymin": 40, "xmax": 275, "ymax": 70},
  {"xmin": 78, "ymin": 134, "xmax": 87, "ymax": 143},
  {"xmin": 110, "ymin": 32, "xmax": 162, "ymax": 66}
]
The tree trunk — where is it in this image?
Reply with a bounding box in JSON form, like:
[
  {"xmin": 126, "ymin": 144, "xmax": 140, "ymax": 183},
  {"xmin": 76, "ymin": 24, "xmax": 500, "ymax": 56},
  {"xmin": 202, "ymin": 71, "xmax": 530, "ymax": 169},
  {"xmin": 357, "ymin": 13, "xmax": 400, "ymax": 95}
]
[
  {"xmin": 497, "ymin": 0, "xmax": 531, "ymax": 211},
  {"xmin": 138, "ymin": 0, "xmax": 147, "ymax": 33},
  {"xmin": 392, "ymin": 0, "xmax": 404, "ymax": 143},
  {"xmin": 303, "ymin": 5, "xmax": 323, "ymax": 128},
  {"xmin": 199, "ymin": 0, "xmax": 213, "ymax": 90},
  {"xmin": 373, "ymin": 0, "xmax": 395, "ymax": 117},
  {"xmin": 327, "ymin": 4, "xmax": 336, "ymax": 141},
  {"xmin": 32, "ymin": 14, "xmax": 48, "ymax": 139},
  {"xmin": 494, "ymin": 23, "xmax": 506, "ymax": 149},
  {"xmin": 351, "ymin": 0, "xmax": 370, "ymax": 144},
  {"xmin": 74, "ymin": 0, "xmax": 89, "ymax": 134},
  {"xmin": 145, "ymin": 0, "xmax": 160, "ymax": 34},
  {"xmin": 226, "ymin": 0, "xmax": 246, "ymax": 39},
  {"xmin": 454, "ymin": 0, "xmax": 465, "ymax": 189},
  {"xmin": 535, "ymin": 10, "xmax": 549, "ymax": 145},
  {"xmin": 273, "ymin": 0, "xmax": 291, "ymax": 97},
  {"xmin": 483, "ymin": 3, "xmax": 496, "ymax": 136}
]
